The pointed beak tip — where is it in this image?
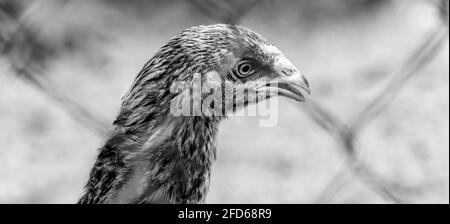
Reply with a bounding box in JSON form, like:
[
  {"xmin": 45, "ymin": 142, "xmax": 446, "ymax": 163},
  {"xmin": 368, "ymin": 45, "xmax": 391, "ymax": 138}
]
[
  {"xmin": 273, "ymin": 77, "xmax": 311, "ymax": 102},
  {"xmin": 263, "ymin": 56, "xmax": 311, "ymax": 102},
  {"xmin": 299, "ymin": 74, "xmax": 311, "ymax": 95}
]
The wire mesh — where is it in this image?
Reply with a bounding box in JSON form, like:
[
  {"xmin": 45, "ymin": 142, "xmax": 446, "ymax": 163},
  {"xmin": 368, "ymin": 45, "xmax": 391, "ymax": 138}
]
[{"xmin": 0, "ymin": 0, "xmax": 448, "ymax": 203}]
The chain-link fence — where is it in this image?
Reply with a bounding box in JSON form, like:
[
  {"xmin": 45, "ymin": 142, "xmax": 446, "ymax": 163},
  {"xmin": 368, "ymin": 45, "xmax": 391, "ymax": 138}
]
[{"xmin": 0, "ymin": 0, "xmax": 448, "ymax": 203}]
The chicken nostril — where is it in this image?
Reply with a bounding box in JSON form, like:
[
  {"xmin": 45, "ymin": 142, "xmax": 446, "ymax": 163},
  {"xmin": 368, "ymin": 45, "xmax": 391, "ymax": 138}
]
[{"xmin": 282, "ymin": 69, "xmax": 294, "ymax": 76}]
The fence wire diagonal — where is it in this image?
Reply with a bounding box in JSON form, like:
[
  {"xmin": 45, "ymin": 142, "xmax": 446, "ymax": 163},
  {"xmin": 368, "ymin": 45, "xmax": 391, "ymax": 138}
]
[
  {"xmin": 300, "ymin": 20, "xmax": 449, "ymax": 204},
  {"xmin": 0, "ymin": 3, "xmax": 110, "ymax": 137},
  {"xmin": 191, "ymin": 0, "xmax": 449, "ymax": 203},
  {"xmin": 0, "ymin": 0, "xmax": 448, "ymax": 203}
]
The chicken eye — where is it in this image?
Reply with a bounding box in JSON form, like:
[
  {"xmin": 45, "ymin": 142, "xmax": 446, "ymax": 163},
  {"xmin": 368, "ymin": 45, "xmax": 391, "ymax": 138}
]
[{"xmin": 234, "ymin": 61, "xmax": 254, "ymax": 78}]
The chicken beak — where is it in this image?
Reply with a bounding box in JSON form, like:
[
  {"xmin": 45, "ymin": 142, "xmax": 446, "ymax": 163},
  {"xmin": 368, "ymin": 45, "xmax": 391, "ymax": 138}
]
[
  {"xmin": 272, "ymin": 72, "xmax": 311, "ymax": 102},
  {"xmin": 259, "ymin": 55, "xmax": 311, "ymax": 102}
]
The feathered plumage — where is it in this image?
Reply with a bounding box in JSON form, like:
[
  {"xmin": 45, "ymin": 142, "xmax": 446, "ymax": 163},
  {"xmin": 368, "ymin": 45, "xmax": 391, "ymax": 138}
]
[{"xmin": 79, "ymin": 24, "xmax": 310, "ymax": 204}]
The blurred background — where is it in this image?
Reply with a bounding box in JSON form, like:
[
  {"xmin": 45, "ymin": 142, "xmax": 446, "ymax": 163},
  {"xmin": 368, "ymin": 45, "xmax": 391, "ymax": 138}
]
[{"xmin": 0, "ymin": 0, "xmax": 448, "ymax": 204}]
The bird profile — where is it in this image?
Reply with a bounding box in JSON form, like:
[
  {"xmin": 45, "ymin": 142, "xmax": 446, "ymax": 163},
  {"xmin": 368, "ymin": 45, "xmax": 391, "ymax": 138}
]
[{"xmin": 79, "ymin": 24, "xmax": 310, "ymax": 204}]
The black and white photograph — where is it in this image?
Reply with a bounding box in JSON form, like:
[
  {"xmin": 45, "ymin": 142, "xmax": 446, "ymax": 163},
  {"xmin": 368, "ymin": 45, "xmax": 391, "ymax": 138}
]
[{"xmin": 0, "ymin": 0, "xmax": 448, "ymax": 207}]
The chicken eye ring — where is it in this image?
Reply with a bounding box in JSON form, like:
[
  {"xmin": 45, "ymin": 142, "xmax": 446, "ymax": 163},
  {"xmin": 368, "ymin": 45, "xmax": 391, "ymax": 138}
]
[{"xmin": 235, "ymin": 61, "xmax": 255, "ymax": 78}]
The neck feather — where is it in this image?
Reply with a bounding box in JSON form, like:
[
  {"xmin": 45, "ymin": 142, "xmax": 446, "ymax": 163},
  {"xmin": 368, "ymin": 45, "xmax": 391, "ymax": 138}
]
[{"xmin": 80, "ymin": 114, "xmax": 221, "ymax": 204}]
